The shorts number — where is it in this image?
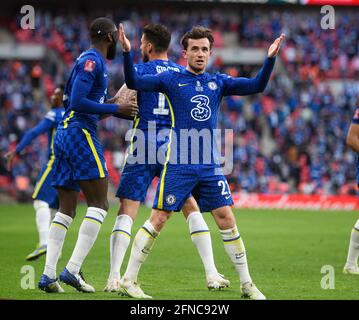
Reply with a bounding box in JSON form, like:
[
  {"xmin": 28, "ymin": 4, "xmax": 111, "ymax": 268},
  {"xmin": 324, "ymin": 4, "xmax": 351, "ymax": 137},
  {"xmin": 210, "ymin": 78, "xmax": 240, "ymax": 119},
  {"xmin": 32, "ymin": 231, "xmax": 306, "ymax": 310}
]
[
  {"xmin": 218, "ymin": 180, "xmax": 230, "ymax": 196},
  {"xmin": 153, "ymin": 93, "xmax": 169, "ymax": 115}
]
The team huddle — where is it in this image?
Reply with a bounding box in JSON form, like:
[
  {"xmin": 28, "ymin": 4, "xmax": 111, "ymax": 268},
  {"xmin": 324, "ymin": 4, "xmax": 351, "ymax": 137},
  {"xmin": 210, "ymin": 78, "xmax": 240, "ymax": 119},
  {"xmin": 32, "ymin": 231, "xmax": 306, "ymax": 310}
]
[{"xmin": 15, "ymin": 15, "xmax": 359, "ymax": 300}]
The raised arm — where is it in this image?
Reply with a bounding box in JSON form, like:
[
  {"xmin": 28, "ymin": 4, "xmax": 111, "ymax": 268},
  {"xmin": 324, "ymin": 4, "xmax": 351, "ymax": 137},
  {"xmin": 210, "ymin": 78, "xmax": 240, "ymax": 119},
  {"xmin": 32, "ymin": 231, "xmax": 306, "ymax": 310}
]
[
  {"xmin": 4, "ymin": 117, "xmax": 54, "ymax": 170},
  {"xmin": 16, "ymin": 117, "xmax": 54, "ymax": 154},
  {"xmin": 119, "ymin": 23, "xmax": 165, "ymax": 92},
  {"xmin": 223, "ymin": 33, "xmax": 285, "ymax": 96},
  {"xmin": 222, "ymin": 57, "xmax": 276, "ymax": 96}
]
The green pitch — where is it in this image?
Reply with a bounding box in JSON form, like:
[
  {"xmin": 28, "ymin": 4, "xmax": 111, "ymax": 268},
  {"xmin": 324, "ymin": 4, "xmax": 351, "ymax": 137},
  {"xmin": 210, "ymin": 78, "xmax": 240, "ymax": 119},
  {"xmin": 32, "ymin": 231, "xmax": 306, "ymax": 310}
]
[{"xmin": 0, "ymin": 203, "xmax": 359, "ymax": 300}]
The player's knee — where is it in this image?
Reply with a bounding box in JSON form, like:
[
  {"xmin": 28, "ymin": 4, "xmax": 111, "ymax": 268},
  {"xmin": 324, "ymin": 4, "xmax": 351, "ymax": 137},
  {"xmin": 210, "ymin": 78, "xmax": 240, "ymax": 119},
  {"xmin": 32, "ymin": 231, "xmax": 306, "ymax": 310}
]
[
  {"xmin": 88, "ymin": 199, "xmax": 109, "ymax": 212},
  {"xmin": 181, "ymin": 197, "xmax": 200, "ymax": 217},
  {"xmin": 150, "ymin": 210, "xmax": 171, "ymax": 230},
  {"xmin": 33, "ymin": 200, "xmax": 49, "ymax": 211},
  {"xmin": 103, "ymin": 199, "xmax": 109, "ymax": 212},
  {"xmin": 119, "ymin": 198, "xmax": 140, "ymax": 219},
  {"xmin": 212, "ymin": 210, "xmax": 235, "ymax": 230},
  {"xmin": 99, "ymin": 200, "xmax": 109, "ymax": 212},
  {"xmin": 59, "ymin": 208, "xmax": 76, "ymax": 218}
]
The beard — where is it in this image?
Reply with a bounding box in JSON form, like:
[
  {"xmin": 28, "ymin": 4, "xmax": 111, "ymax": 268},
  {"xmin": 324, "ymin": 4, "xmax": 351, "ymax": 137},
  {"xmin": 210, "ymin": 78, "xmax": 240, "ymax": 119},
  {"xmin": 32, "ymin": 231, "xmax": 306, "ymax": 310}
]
[
  {"xmin": 189, "ymin": 64, "xmax": 205, "ymax": 74},
  {"xmin": 107, "ymin": 42, "xmax": 117, "ymax": 60},
  {"xmin": 142, "ymin": 52, "xmax": 149, "ymax": 63}
]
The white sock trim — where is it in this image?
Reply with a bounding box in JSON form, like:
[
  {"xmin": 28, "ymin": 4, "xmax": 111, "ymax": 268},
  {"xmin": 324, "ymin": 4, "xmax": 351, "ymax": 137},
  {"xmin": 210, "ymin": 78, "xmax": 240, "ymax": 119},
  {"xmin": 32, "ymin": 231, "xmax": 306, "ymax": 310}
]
[
  {"xmin": 53, "ymin": 212, "xmax": 73, "ymax": 228},
  {"xmin": 143, "ymin": 220, "xmax": 158, "ymax": 237},
  {"xmin": 112, "ymin": 214, "xmax": 133, "ymax": 237},
  {"xmin": 187, "ymin": 212, "xmax": 210, "ymax": 235},
  {"xmin": 220, "ymin": 227, "xmax": 242, "ymax": 245},
  {"xmin": 33, "ymin": 200, "xmax": 49, "ymax": 210},
  {"xmin": 85, "ymin": 207, "xmax": 107, "ymax": 224},
  {"xmin": 219, "ymin": 226, "xmax": 238, "ymax": 234},
  {"xmin": 87, "ymin": 207, "xmax": 107, "ymax": 218},
  {"xmin": 116, "ymin": 214, "xmax": 133, "ymax": 225},
  {"xmin": 186, "ymin": 211, "xmax": 202, "ymax": 223}
]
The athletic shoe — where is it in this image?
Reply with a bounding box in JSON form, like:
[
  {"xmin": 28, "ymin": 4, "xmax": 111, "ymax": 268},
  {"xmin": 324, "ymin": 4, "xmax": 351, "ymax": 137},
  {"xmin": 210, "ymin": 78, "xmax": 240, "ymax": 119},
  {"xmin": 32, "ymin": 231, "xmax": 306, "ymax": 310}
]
[
  {"xmin": 59, "ymin": 268, "xmax": 95, "ymax": 293},
  {"xmin": 240, "ymin": 282, "xmax": 266, "ymax": 300},
  {"xmin": 207, "ymin": 273, "xmax": 230, "ymax": 290},
  {"xmin": 26, "ymin": 244, "xmax": 47, "ymax": 261},
  {"xmin": 343, "ymin": 264, "xmax": 359, "ymax": 275},
  {"xmin": 118, "ymin": 278, "xmax": 152, "ymax": 299},
  {"xmin": 104, "ymin": 278, "xmax": 121, "ymax": 292},
  {"xmin": 38, "ymin": 274, "xmax": 64, "ymax": 293}
]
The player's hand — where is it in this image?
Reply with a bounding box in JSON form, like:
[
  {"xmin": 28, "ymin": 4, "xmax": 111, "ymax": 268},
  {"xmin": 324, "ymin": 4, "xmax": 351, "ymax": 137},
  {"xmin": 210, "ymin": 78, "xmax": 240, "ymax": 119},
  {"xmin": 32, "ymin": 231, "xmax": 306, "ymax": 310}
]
[
  {"xmin": 4, "ymin": 150, "xmax": 16, "ymax": 171},
  {"xmin": 268, "ymin": 33, "xmax": 285, "ymax": 58},
  {"xmin": 128, "ymin": 94, "xmax": 137, "ymax": 105},
  {"xmin": 118, "ymin": 23, "xmax": 131, "ymax": 52},
  {"xmin": 116, "ymin": 101, "xmax": 138, "ymax": 119}
]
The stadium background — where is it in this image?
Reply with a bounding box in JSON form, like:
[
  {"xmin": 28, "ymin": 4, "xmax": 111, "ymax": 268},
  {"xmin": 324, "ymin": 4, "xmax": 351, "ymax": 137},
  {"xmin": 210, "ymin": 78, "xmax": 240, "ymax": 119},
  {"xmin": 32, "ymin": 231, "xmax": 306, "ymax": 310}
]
[
  {"xmin": 1, "ymin": 0, "xmax": 359, "ymax": 210},
  {"xmin": 1, "ymin": 0, "xmax": 359, "ymax": 301}
]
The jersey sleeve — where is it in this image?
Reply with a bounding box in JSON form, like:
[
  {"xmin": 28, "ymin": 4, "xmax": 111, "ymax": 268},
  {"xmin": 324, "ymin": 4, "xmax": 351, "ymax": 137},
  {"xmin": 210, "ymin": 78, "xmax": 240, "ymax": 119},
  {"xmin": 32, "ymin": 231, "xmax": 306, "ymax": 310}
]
[
  {"xmin": 70, "ymin": 55, "xmax": 118, "ymax": 114},
  {"xmin": 123, "ymin": 52, "xmax": 167, "ymax": 93},
  {"xmin": 77, "ymin": 55, "xmax": 99, "ymax": 83},
  {"xmin": 15, "ymin": 118, "xmax": 54, "ymax": 154},
  {"xmin": 221, "ymin": 57, "xmax": 276, "ymax": 96},
  {"xmin": 134, "ymin": 63, "xmax": 144, "ymax": 76},
  {"xmin": 44, "ymin": 110, "xmax": 57, "ymax": 123},
  {"xmin": 352, "ymin": 107, "xmax": 359, "ymax": 124}
]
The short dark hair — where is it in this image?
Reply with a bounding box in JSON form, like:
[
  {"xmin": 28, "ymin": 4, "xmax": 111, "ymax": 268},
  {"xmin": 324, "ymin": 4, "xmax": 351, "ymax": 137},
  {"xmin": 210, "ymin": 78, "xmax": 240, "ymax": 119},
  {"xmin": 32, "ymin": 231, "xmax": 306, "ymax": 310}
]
[
  {"xmin": 90, "ymin": 17, "xmax": 116, "ymax": 43},
  {"xmin": 143, "ymin": 24, "xmax": 171, "ymax": 53},
  {"xmin": 181, "ymin": 26, "xmax": 214, "ymax": 50}
]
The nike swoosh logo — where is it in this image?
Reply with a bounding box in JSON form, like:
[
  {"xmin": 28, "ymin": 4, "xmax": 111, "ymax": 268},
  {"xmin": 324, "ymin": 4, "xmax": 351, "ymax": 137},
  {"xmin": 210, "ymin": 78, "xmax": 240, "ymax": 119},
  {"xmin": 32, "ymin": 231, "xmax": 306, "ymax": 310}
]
[
  {"xmin": 178, "ymin": 83, "xmax": 189, "ymax": 87},
  {"xmin": 225, "ymin": 195, "xmax": 231, "ymax": 200}
]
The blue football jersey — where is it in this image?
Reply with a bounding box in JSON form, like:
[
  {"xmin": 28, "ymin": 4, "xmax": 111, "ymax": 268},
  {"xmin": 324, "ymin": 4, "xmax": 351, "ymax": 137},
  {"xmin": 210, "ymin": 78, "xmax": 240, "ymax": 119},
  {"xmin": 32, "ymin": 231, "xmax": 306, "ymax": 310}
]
[
  {"xmin": 156, "ymin": 70, "xmax": 231, "ymax": 165},
  {"xmin": 124, "ymin": 53, "xmax": 275, "ymax": 165},
  {"xmin": 134, "ymin": 60, "xmax": 183, "ymax": 131},
  {"xmin": 61, "ymin": 48, "xmax": 109, "ymax": 133},
  {"xmin": 44, "ymin": 107, "xmax": 65, "ymax": 158}
]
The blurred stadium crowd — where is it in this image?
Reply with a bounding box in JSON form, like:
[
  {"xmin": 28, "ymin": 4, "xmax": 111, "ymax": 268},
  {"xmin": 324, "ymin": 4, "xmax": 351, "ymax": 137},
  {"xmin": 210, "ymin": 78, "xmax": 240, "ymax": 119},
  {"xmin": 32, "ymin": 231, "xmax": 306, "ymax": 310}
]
[{"xmin": 1, "ymin": 5, "xmax": 359, "ymax": 202}]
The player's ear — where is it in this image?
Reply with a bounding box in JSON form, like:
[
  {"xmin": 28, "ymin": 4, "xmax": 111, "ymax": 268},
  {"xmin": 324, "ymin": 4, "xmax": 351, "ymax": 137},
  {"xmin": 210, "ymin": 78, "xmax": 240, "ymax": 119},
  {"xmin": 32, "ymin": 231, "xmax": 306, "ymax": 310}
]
[
  {"xmin": 148, "ymin": 43, "xmax": 153, "ymax": 54},
  {"xmin": 182, "ymin": 49, "xmax": 187, "ymax": 59}
]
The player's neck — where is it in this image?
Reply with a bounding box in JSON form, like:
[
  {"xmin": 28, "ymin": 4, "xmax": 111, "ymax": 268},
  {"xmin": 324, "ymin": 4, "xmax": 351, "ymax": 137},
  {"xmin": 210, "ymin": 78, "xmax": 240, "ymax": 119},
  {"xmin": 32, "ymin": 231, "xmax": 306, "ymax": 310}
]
[
  {"xmin": 186, "ymin": 65, "xmax": 205, "ymax": 75},
  {"xmin": 149, "ymin": 52, "xmax": 168, "ymax": 61},
  {"xmin": 91, "ymin": 44, "xmax": 107, "ymax": 59}
]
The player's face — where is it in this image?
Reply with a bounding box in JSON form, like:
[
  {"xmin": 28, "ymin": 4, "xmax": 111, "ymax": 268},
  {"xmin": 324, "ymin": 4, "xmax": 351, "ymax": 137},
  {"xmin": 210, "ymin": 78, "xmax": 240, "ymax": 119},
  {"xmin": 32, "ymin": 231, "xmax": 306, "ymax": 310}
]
[
  {"xmin": 106, "ymin": 28, "xmax": 118, "ymax": 60},
  {"xmin": 183, "ymin": 38, "xmax": 211, "ymax": 74},
  {"xmin": 140, "ymin": 35, "xmax": 151, "ymax": 62},
  {"xmin": 51, "ymin": 88, "xmax": 63, "ymax": 108}
]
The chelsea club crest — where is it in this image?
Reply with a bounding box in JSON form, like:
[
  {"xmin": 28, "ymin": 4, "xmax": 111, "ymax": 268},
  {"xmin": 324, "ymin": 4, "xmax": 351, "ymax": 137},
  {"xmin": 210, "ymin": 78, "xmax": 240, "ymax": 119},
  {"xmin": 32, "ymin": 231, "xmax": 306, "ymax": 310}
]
[
  {"xmin": 166, "ymin": 194, "xmax": 176, "ymax": 205},
  {"xmin": 208, "ymin": 82, "xmax": 217, "ymax": 90}
]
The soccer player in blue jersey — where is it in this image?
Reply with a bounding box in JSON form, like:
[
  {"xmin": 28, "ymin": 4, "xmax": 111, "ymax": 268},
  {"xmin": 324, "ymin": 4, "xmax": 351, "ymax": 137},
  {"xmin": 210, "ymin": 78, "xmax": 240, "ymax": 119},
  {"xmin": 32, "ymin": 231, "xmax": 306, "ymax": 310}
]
[
  {"xmin": 104, "ymin": 24, "xmax": 229, "ymax": 295},
  {"xmin": 343, "ymin": 109, "xmax": 359, "ymax": 275},
  {"xmin": 5, "ymin": 86, "xmax": 64, "ymax": 261},
  {"xmin": 37, "ymin": 17, "xmax": 138, "ymax": 293},
  {"xmin": 119, "ymin": 24, "xmax": 284, "ymax": 299}
]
